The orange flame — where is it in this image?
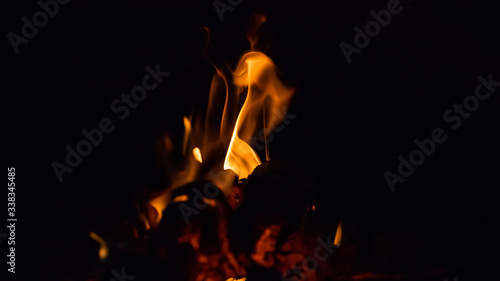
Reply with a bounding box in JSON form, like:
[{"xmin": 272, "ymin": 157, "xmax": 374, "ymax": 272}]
[
  {"xmin": 149, "ymin": 188, "xmax": 171, "ymax": 224},
  {"xmin": 170, "ymin": 51, "xmax": 294, "ymax": 191},
  {"xmin": 223, "ymin": 52, "xmax": 295, "ymax": 179},
  {"xmin": 247, "ymin": 13, "xmax": 267, "ymax": 50},
  {"xmin": 334, "ymin": 221, "xmax": 342, "ymax": 247},
  {"xmin": 182, "ymin": 116, "xmax": 192, "ymax": 155},
  {"xmin": 155, "ymin": 18, "xmax": 295, "ymax": 212},
  {"xmin": 193, "ymin": 147, "xmax": 203, "ymax": 163},
  {"xmin": 89, "ymin": 232, "xmax": 108, "ymax": 260}
]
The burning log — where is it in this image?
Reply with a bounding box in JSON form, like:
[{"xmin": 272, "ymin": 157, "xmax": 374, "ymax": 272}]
[
  {"xmin": 149, "ymin": 180, "xmax": 239, "ymax": 281},
  {"xmin": 227, "ymin": 161, "xmax": 313, "ymax": 280}
]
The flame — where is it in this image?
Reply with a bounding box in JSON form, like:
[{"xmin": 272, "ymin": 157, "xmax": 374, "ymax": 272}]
[
  {"xmin": 223, "ymin": 52, "xmax": 295, "ymax": 179},
  {"xmin": 89, "ymin": 232, "xmax": 108, "ymax": 260},
  {"xmin": 224, "ymin": 127, "xmax": 261, "ymax": 179},
  {"xmin": 172, "ymin": 116, "xmax": 204, "ymax": 189},
  {"xmin": 193, "ymin": 147, "xmax": 203, "ymax": 163},
  {"xmin": 247, "ymin": 13, "xmax": 267, "ymax": 50},
  {"xmin": 334, "ymin": 221, "xmax": 342, "ymax": 247},
  {"xmin": 149, "ymin": 188, "xmax": 171, "ymax": 224},
  {"xmin": 182, "ymin": 116, "xmax": 193, "ymax": 155},
  {"xmin": 147, "ymin": 15, "xmax": 295, "ymax": 233},
  {"xmin": 172, "ymin": 194, "xmax": 189, "ymax": 203},
  {"xmin": 139, "ymin": 210, "xmax": 151, "ymax": 231},
  {"xmin": 165, "ymin": 20, "xmax": 294, "ymax": 196},
  {"xmin": 168, "ymin": 51, "xmax": 294, "ymax": 191}
]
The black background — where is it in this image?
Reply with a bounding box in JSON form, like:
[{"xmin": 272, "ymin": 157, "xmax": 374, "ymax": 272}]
[{"xmin": 3, "ymin": 0, "xmax": 500, "ymax": 280}]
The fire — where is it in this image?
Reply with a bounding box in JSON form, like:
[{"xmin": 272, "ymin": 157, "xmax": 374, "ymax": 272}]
[
  {"xmin": 223, "ymin": 52, "xmax": 295, "ymax": 179},
  {"xmin": 149, "ymin": 188, "xmax": 171, "ymax": 224},
  {"xmin": 193, "ymin": 147, "xmax": 203, "ymax": 163},
  {"xmin": 182, "ymin": 116, "xmax": 192, "ymax": 155},
  {"xmin": 334, "ymin": 221, "xmax": 342, "ymax": 247},
  {"xmin": 148, "ymin": 18, "xmax": 294, "ymax": 221},
  {"xmin": 89, "ymin": 232, "xmax": 108, "ymax": 260},
  {"xmin": 168, "ymin": 51, "xmax": 295, "ymax": 191},
  {"xmin": 224, "ymin": 131, "xmax": 261, "ymax": 179},
  {"xmin": 247, "ymin": 14, "xmax": 267, "ymax": 50},
  {"xmin": 172, "ymin": 194, "xmax": 189, "ymax": 203}
]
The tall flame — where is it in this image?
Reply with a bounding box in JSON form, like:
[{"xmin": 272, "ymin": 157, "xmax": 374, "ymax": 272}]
[
  {"xmin": 172, "ymin": 51, "xmax": 295, "ymax": 190},
  {"xmin": 223, "ymin": 52, "xmax": 295, "ymax": 179},
  {"xmin": 157, "ymin": 20, "xmax": 295, "ymax": 212}
]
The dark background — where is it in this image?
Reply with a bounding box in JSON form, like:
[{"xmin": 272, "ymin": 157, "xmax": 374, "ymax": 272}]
[{"xmin": 3, "ymin": 0, "xmax": 500, "ymax": 280}]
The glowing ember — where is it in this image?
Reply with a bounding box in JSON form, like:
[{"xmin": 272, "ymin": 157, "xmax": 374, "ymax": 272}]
[
  {"xmin": 226, "ymin": 278, "xmax": 247, "ymax": 281},
  {"xmin": 251, "ymin": 225, "xmax": 281, "ymax": 268}
]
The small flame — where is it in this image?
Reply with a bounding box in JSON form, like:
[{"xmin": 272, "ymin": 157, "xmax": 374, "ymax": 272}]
[
  {"xmin": 193, "ymin": 147, "xmax": 203, "ymax": 163},
  {"xmin": 139, "ymin": 210, "xmax": 151, "ymax": 231},
  {"xmin": 247, "ymin": 13, "xmax": 267, "ymax": 50},
  {"xmin": 182, "ymin": 116, "xmax": 193, "ymax": 155},
  {"xmin": 149, "ymin": 188, "xmax": 171, "ymax": 223},
  {"xmin": 203, "ymin": 197, "xmax": 217, "ymax": 207},
  {"xmin": 172, "ymin": 194, "xmax": 189, "ymax": 203},
  {"xmin": 334, "ymin": 221, "xmax": 342, "ymax": 247},
  {"xmin": 89, "ymin": 232, "xmax": 108, "ymax": 260}
]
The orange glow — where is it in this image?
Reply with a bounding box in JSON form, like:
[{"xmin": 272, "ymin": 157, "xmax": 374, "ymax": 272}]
[
  {"xmin": 165, "ymin": 19, "xmax": 294, "ymax": 195},
  {"xmin": 89, "ymin": 232, "xmax": 108, "ymax": 260},
  {"xmin": 247, "ymin": 13, "xmax": 267, "ymax": 50},
  {"xmin": 224, "ymin": 130, "xmax": 261, "ymax": 179},
  {"xmin": 251, "ymin": 225, "xmax": 281, "ymax": 268},
  {"xmin": 193, "ymin": 147, "xmax": 203, "ymax": 163},
  {"xmin": 334, "ymin": 221, "xmax": 342, "ymax": 247},
  {"xmin": 223, "ymin": 52, "xmax": 295, "ymax": 179},
  {"xmin": 149, "ymin": 188, "xmax": 171, "ymax": 223},
  {"xmin": 139, "ymin": 211, "xmax": 151, "ymax": 230},
  {"xmin": 172, "ymin": 194, "xmax": 189, "ymax": 203},
  {"xmin": 182, "ymin": 116, "xmax": 192, "ymax": 155},
  {"xmin": 203, "ymin": 197, "xmax": 216, "ymax": 207}
]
